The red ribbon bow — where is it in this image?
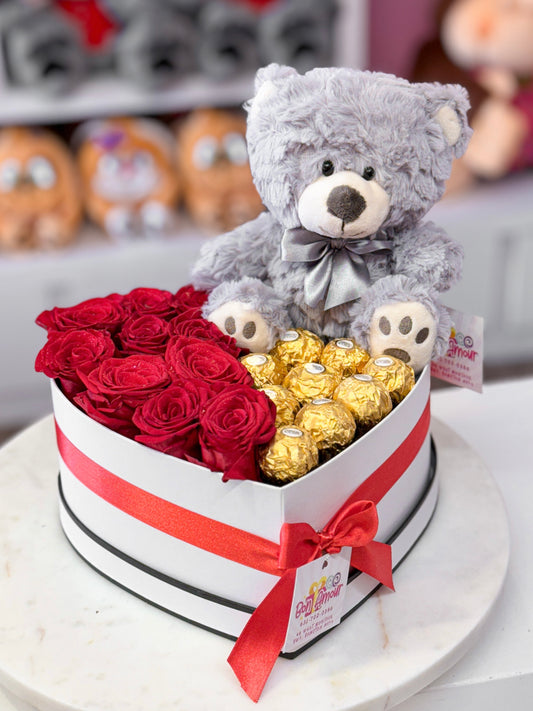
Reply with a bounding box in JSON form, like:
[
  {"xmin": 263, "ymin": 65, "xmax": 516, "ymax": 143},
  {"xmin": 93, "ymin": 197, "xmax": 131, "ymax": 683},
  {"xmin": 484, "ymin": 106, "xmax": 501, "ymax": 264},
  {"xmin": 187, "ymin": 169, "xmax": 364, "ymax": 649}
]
[
  {"xmin": 228, "ymin": 500, "xmax": 394, "ymax": 703},
  {"xmin": 278, "ymin": 499, "xmax": 393, "ymax": 590}
]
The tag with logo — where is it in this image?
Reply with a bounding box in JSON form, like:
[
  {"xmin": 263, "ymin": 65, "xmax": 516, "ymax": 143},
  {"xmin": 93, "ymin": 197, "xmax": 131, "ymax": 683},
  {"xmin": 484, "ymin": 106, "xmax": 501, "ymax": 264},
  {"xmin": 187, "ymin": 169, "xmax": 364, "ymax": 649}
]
[
  {"xmin": 431, "ymin": 306, "xmax": 484, "ymax": 393},
  {"xmin": 282, "ymin": 548, "xmax": 350, "ymax": 654}
]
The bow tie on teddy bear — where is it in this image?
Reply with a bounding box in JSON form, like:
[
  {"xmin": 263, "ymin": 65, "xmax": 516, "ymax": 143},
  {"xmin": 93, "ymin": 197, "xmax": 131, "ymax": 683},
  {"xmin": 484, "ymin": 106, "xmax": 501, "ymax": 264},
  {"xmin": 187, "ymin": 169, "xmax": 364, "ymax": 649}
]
[{"xmin": 281, "ymin": 227, "xmax": 393, "ymax": 311}]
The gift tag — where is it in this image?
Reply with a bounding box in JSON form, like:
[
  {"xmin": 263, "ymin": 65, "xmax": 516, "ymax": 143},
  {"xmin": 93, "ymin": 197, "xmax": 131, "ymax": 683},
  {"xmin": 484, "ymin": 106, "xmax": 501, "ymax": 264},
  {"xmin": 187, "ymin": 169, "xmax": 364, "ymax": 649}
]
[
  {"xmin": 431, "ymin": 306, "xmax": 484, "ymax": 393},
  {"xmin": 282, "ymin": 548, "xmax": 350, "ymax": 654}
]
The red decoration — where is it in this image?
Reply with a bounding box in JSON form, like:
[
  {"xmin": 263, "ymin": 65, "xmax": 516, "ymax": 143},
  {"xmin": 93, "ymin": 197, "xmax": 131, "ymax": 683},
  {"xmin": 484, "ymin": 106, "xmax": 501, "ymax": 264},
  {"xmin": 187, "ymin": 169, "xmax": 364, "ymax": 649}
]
[
  {"xmin": 55, "ymin": 0, "xmax": 117, "ymax": 49},
  {"xmin": 229, "ymin": 0, "xmax": 281, "ymax": 11}
]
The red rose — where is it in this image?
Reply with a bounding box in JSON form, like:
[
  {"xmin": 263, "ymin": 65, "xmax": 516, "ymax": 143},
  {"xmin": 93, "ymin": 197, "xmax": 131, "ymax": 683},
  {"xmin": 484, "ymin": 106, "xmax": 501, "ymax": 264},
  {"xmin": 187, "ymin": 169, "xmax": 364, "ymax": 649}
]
[
  {"xmin": 122, "ymin": 287, "xmax": 177, "ymax": 320},
  {"xmin": 199, "ymin": 384, "xmax": 276, "ymax": 481},
  {"xmin": 173, "ymin": 284, "xmax": 208, "ymax": 314},
  {"xmin": 165, "ymin": 336, "xmax": 252, "ymax": 391},
  {"xmin": 117, "ymin": 314, "xmax": 170, "ymax": 356},
  {"xmin": 74, "ymin": 390, "xmax": 139, "ymax": 438},
  {"xmin": 79, "ymin": 354, "xmax": 171, "ymax": 406},
  {"xmin": 168, "ymin": 316, "xmax": 243, "ymax": 359},
  {"xmin": 35, "ymin": 328, "xmax": 116, "ymax": 397},
  {"xmin": 36, "ymin": 294, "xmax": 125, "ymax": 334},
  {"xmin": 132, "ymin": 380, "xmax": 211, "ymax": 459}
]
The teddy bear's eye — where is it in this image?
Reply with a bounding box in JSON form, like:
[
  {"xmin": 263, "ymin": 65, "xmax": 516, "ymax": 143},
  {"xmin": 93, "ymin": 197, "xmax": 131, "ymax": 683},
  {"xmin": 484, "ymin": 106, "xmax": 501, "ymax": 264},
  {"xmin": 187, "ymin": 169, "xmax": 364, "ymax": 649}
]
[
  {"xmin": 362, "ymin": 166, "xmax": 375, "ymax": 181},
  {"xmin": 321, "ymin": 160, "xmax": 334, "ymax": 176}
]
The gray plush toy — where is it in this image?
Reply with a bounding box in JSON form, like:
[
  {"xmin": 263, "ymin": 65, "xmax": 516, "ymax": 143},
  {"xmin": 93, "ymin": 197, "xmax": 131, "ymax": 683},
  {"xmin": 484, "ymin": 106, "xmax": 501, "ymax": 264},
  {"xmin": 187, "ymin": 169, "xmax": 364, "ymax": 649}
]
[{"xmin": 191, "ymin": 64, "xmax": 472, "ymax": 373}]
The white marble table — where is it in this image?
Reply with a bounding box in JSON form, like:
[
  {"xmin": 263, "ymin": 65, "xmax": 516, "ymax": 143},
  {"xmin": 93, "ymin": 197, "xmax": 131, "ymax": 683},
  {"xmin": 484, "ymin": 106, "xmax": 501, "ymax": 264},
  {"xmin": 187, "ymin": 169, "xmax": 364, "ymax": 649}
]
[
  {"xmin": 0, "ymin": 376, "xmax": 530, "ymax": 711},
  {"xmin": 395, "ymin": 376, "xmax": 533, "ymax": 710}
]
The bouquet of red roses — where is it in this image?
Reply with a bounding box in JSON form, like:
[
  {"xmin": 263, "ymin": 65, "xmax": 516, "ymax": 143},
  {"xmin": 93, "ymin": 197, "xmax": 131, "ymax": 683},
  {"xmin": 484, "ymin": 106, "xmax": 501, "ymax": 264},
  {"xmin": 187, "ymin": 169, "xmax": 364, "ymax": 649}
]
[{"xmin": 35, "ymin": 286, "xmax": 277, "ymax": 482}]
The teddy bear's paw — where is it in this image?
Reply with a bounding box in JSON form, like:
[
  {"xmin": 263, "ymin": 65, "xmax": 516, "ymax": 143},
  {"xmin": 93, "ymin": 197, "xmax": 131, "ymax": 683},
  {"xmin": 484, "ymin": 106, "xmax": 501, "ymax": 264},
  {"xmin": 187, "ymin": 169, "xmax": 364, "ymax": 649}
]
[
  {"xmin": 208, "ymin": 301, "xmax": 275, "ymax": 353},
  {"xmin": 368, "ymin": 301, "xmax": 437, "ymax": 374}
]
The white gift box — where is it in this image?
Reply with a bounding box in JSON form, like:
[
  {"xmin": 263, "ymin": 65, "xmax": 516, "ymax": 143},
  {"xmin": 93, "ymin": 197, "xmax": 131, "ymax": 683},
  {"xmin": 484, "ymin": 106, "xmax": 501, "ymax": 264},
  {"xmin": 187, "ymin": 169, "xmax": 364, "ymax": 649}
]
[{"xmin": 53, "ymin": 366, "xmax": 436, "ymax": 653}]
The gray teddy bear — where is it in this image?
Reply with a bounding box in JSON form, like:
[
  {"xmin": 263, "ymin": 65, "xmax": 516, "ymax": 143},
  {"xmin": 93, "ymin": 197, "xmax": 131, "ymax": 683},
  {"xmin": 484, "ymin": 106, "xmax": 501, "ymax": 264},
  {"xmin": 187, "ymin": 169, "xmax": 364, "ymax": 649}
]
[{"xmin": 192, "ymin": 64, "xmax": 471, "ymax": 373}]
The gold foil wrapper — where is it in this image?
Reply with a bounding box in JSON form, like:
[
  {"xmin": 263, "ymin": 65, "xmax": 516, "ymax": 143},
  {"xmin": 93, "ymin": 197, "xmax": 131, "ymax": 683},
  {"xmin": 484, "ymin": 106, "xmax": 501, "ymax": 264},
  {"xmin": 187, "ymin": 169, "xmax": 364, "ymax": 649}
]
[
  {"xmin": 283, "ymin": 362, "xmax": 341, "ymax": 403},
  {"xmin": 259, "ymin": 384, "xmax": 301, "ymax": 428},
  {"xmin": 270, "ymin": 328, "xmax": 324, "ymax": 369},
  {"xmin": 240, "ymin": 352, "xmax": 288, "ymax": 388},
  {"xmin": 259, "ymin": 426, "xmax": 319, "ymax": 485},
  {"xmin": 295, "ymin": 398, "xmax": 356, "ymax": 453},
  {"xmin": 320, "ymin": 338, "xmax": 370, "ymax": 378},
  {"xmin": 333, "ymin": 373, "xmax": 392, "ymax": 431},
  {"xmin": 362, "ymin": 355, "xmax": 415, "ymax": 405}
]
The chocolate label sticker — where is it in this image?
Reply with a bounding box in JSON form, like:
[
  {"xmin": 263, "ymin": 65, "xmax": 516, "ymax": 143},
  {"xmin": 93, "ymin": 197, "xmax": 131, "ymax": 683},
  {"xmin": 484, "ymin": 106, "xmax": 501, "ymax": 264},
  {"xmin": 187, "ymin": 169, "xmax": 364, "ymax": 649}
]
[
  {"xmin": 431, "ymin": 306, "xmax": 484, "ymax": 393},
  {"xmin": 283, "ymin": 548, "xmax": 350, "ymax": 654}
]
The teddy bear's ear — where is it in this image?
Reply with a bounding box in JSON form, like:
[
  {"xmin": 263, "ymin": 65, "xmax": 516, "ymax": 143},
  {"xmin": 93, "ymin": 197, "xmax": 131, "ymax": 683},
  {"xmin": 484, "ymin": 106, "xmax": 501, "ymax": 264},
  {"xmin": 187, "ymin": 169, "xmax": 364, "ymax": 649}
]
[
  {"xmin": 246, "ymin": 64, "xmax": 299, "ymax": 116},
  {"xmin": 254, "ymin": 63, "xmax": 298, "ymax": 91},
  {"xmin": 419, "ymin": 82, "xmax": 472, "ymax": 158}
]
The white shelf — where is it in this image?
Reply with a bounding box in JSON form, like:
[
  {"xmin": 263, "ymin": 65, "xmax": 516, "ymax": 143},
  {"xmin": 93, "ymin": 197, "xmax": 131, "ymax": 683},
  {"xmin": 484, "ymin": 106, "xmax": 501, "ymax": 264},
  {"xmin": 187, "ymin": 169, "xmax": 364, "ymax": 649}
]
[
  {"xmin": 0, "ymin": 74, "xmax": 255, "ymax": 125},
  {"xmin": 0, "ymin": 0, "xmax": 368, "ymax": 126}
]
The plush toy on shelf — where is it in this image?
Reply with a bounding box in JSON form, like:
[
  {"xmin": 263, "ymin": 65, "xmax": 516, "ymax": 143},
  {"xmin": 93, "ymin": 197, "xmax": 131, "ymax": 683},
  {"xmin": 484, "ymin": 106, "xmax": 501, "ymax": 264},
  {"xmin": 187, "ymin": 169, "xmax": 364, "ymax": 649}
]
[
  {"xmin": 259, "ymin": 0, "xmax": 337, "ymax": 73},
  {"xmin": 192, "ymin": 64, "xmax": 471, "ymax": 374},
  {"xmin": 412, "ymin": 0, "xmax": 533, "ymax": 192},
  {"xmin": 0, "ymin": 1, "xmax": 86, "ymax": 95},
  {"xmin": 75, "ymin": 117, "xmax": 181, "ymax": 241},
  {"xmin": 176, "ymin": 107, "xmax": 263, "ymax": 233},
  {"xmin": 111, "ymin": 1, "xmax": 197, "ymax": 88},
  {"xmin": 196, "ymin": 0, "xmax": 259, "ymax": 80},
  {"xmin": 0, "ymin": 127, "xmax": 82, "ymax": 251}
]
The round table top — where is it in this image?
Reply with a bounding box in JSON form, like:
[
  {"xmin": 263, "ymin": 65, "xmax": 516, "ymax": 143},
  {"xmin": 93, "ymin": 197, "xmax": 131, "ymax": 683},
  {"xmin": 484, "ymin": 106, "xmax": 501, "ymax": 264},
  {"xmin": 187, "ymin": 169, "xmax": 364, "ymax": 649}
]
[{"xmin": 0, "ymin": 416, "xmax": 509, "ymax": 711}]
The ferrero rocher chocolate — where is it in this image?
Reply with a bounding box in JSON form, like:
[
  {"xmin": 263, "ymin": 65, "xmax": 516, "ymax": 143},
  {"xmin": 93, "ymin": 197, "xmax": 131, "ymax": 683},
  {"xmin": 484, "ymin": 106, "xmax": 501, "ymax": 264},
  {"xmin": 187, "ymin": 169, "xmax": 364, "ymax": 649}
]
[
  {"xmin": 320, "ymin": 337, "xmax": 370, "ymax": 377},
  {"xmin": 259, "ymin": 384, "xmax": 301, "ymax": 428},
  {"xmin": 363, "ymin": 355, "xmax": 415, "ymax": 405},
  {"xmin": 240, "ymin": 352, "xmax": 288, "ymax": 388},
  {"xmin": 259, "ymin": 426, "xmax": 319, "ymax": 484},
  {"xmin": 270, "ymin": 328, "xmax": 324, "ymax": 369},
  {"xmin": 333, "ymin": 373, "xmax": 392, "ymax": 431},
  {"xmin": 283, "ymin": 362, "xmax": 341, "ymax": 403},
  {"xmin": 295, "ymin": 398, "xmax": 356, "ymax": 454}
]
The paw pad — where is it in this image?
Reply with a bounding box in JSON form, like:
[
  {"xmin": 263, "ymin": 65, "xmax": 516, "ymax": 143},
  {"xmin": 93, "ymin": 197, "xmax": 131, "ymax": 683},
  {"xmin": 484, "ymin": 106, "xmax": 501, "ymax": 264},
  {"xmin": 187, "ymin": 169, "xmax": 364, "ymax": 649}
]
[
  {"xmin": 369, "ymin": 302, "xmax": 437, "ymax": 374},
  {"xmin": 208, "ymin": 300, "xmax": 274, "ymax": 352},
  {"xmin": 378, "ymin": 315, "xmax": 431, "ymax": 355}
]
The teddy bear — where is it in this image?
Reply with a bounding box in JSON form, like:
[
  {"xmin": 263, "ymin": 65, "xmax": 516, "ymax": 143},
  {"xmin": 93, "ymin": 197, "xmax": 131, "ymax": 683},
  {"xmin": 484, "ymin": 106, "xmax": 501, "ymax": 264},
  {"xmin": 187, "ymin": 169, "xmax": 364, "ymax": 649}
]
[
  {"xmin": 75, "ymin": 117, "xmax": 181, "ymax": 241},
  {"xmin": 175, "ymin": 107, "xmax": 264, "ymax": 233},
  {"xmin": 0, "ymin": 127, "xmax": 82, "ymax": 251},
  {"xmin": 412, "ymin": 0, "xmax": 533, "ymax": 192},
  {"xmin": 191, "ymin": 64, "xmax": 471, "ymax": 374}
]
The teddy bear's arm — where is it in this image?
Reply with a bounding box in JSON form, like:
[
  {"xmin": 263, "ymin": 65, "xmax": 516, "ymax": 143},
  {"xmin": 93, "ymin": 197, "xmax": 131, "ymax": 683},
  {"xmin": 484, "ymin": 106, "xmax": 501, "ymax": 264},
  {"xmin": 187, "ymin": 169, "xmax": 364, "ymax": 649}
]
[
  {"xmin": 391, "ymin": 221, "xmax": 463, "ymax": 293},
  {"xmin": 191, "ymin": 210, "xmax": 277, "ymax": 291}
]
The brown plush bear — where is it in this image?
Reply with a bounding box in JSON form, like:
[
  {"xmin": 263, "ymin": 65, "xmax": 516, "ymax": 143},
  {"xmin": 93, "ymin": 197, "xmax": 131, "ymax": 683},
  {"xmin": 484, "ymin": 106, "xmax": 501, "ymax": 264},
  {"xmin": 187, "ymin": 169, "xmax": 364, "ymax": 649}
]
[
  {"xmin": 0, "ymin": 127, "xmax": 82, "ymax": 251},
  {"xmin": 176, "ymin": 108, "xmax": 264, "ymax": 233},
  {"xmin": 76, "ymin": 117, "xmax": 181, "ymax": 240},
  {"xmin": 412, "ymin": 0, "xmax": 533, "ymax": 192}
]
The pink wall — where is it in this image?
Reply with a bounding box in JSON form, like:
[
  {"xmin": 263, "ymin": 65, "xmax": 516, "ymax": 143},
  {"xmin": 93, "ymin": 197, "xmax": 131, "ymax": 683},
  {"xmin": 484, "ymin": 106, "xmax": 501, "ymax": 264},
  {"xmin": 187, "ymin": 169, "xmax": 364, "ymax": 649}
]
[{"xmin": 368, "ymin": 0, "xmax": 441, "ymax": 78}]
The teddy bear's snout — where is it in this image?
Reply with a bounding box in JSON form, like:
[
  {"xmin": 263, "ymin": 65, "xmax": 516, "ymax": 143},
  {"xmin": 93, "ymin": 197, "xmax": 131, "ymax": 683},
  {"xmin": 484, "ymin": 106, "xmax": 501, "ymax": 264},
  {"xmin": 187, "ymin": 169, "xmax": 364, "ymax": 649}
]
[{"xmin": 326, "ymin": 185, "xmax": 366, "ymax": 223}]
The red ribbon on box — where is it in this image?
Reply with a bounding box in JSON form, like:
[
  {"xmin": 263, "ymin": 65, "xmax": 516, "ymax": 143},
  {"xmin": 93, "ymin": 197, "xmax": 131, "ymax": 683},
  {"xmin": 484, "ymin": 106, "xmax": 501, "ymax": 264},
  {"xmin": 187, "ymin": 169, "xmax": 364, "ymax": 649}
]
[{"xmin": 55, "ymin": 398, "xmax": 430, "ymax": 702}]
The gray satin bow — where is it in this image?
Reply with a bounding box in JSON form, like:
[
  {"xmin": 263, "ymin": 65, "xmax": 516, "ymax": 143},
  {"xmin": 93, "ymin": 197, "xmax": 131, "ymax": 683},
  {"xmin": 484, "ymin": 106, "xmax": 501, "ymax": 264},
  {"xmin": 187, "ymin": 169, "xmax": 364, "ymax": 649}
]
[{"xmin": 281, "ymin": 227, "xmax": 393, "ymax": 311}]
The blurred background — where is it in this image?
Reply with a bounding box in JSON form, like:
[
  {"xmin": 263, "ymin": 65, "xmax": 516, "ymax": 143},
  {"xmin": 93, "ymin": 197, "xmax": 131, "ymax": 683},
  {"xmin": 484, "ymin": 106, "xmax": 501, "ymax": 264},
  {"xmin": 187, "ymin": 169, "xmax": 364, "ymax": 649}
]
[{"xmin": 0, "ymin": 0, "xmax": 532, "ymax": 441}]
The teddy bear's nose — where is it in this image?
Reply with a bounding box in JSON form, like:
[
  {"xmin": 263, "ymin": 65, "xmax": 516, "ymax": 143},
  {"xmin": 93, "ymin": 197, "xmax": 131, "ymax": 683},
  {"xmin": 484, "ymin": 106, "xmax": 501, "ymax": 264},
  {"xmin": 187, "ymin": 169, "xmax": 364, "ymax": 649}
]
[{"xmin": 326, "ymin": 185, "xmax": 366, "ymax": 223}]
